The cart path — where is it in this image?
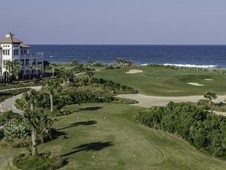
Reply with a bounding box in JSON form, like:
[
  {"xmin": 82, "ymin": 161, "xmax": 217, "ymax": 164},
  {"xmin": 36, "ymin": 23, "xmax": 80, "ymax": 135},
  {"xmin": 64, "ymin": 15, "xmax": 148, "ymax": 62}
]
[{"xmin": 0, "ymin": 86, "xmax": 41, "ymax": 114}]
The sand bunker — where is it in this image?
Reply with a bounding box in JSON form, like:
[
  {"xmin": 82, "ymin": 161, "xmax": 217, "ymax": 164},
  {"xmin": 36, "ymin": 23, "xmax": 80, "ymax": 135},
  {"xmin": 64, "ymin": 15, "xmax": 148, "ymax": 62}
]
[
  {"xmin": 187, "ymin": 82, "xmax": 204, "ymax": 86},
  {"xmin": 204, "ymin": 79, "xmax": 212, "ymax": 81},
  {"xmin": 126, "ymin": 69, "xmax": 143, "ymax": 74}
]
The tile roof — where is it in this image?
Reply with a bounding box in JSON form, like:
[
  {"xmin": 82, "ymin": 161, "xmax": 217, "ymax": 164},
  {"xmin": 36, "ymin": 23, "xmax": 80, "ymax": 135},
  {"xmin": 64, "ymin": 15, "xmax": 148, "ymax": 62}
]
[{"xmin": 0, "ymin": 32, "xmax": 30, "ymax": 48}]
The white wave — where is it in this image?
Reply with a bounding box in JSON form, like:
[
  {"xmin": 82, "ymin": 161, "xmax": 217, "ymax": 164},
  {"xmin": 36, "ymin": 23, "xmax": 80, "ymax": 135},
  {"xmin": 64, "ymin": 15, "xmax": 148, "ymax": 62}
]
[
  {"xmin": 141, "ymin": 63, "xmax": 148, "ymax": 66},
  {"xmin": 163, "ymin": 63, "xmax": 218, "ymax": 68}
]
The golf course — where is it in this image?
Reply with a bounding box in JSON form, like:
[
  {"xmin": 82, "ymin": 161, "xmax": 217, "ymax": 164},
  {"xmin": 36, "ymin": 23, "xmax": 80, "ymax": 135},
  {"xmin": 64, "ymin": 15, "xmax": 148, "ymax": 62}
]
[{"xmin": 1, "ymin": 65, "xmax": 226, "ymax": 169}]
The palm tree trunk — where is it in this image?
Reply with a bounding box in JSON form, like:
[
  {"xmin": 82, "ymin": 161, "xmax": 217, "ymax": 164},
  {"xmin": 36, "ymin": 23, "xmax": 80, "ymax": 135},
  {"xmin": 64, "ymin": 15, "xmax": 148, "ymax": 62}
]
[
  {"xmin": 31, "ymin": 127, "xmax": 38, "ymax": 156},
  {"xmin": 50, "ymin": 93, "xmax": 53, "ymax": 112},
  {"xmin": 52, "ymin": 67, "xmax": 55, "ymax": 78}
]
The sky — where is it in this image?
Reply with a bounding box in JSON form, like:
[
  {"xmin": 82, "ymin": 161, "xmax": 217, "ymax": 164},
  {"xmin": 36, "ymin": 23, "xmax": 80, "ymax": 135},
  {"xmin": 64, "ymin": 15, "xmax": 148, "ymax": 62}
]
[{"xmin": 0, "ymin": 0, "xmax": 226, "ymax": 45}]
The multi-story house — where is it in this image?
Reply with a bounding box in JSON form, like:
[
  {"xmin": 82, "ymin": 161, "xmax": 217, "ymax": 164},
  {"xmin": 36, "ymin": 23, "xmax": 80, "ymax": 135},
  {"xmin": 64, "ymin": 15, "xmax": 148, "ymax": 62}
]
[{"xmin": 0, "ymin": 32, "xmax": 44, "ymax": 79}]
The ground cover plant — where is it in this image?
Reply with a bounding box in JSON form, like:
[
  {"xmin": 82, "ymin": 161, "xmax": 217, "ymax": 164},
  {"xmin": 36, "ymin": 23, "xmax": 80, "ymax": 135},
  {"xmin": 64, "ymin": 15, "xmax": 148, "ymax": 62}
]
[
  {"xmin": 137, "ymin": 102, "xmax": 226, "ymax": 158},
  {"xmin": 96, "ymin": 65, "xmax": 226, "ymax": 96}
]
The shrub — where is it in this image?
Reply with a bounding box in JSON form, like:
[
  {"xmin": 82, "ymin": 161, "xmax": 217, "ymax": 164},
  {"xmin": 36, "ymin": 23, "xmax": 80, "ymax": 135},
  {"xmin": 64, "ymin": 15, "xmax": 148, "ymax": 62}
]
[
  {"xmin": 137, "ymin": 102, "xmax": 226, "ymax": 159},
  {"xmin": 13, "ymin": 152, "xmax": 67, "ymax": 170},
  {"xmin": 0, "ymin": 111, "xmax": 22, "ymax": 126},
  {"xmin": 3, "ymin": 120, "xmax": 28, "ymax": 139}
]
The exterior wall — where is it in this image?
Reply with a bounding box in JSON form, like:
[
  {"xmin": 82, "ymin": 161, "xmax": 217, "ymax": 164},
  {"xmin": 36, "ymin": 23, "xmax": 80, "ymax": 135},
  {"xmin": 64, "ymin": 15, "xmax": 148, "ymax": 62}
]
[
  {"xmin": 0, "ymin": 34, "xmax": 44, "ymax": 78},
  {"xmin": 1, "ymin": 44, "xmax": 13, "ymax": 73},
  {"xmin": 0, "ymin": 48, "xmax": 2, "ymax": 75}
]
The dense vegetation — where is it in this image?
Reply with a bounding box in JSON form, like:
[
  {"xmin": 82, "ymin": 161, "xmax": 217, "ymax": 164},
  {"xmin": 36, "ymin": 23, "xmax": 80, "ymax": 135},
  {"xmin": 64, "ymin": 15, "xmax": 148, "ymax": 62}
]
[{"xmin": 137, "ymin": 102, "xmax": 226, "ymax": 158}]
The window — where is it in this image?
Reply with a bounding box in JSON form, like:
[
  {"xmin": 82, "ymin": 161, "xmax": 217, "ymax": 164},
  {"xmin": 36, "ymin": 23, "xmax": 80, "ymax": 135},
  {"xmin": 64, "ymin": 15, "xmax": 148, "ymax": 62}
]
[
  {"xmin": 14, "ymin": 49, "xmax": 19, "ymax": 55},
  {"xmin": 3, "ymin": 60, "xmax": 7, "ymax": 68}
]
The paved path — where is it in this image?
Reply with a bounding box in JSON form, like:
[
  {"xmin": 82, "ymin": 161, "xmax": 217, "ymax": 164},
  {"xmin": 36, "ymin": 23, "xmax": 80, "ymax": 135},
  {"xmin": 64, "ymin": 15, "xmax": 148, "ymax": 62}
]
[
  {"xmin": 0, "ymin": 86, "xmax": 41, "ymax": 114},
  {"xmin": 117, "ymin": 94, "xmax": 226, "ymax": 108}
]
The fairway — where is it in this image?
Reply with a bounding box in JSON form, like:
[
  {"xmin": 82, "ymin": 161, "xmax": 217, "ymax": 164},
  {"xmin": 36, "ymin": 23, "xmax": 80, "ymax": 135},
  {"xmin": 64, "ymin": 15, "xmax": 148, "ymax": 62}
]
[
  {"xmin": 96, "ymin": 67, "xmax": 226, "ymax": 96},
  {"xmin": 37, "ymin": 103, "xmax": 226, "ymax": 170}
]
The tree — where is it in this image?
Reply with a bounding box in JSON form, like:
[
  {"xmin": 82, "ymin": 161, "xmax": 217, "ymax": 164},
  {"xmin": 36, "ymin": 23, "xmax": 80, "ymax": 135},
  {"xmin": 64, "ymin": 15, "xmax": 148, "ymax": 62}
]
[
  {"xmin": 60, "ymin": 69, "xmax": 73, "ymax": 84},
  {"xmin": 42, "ymin": 80, "xmax": 62, "ymax": 112},
  {"xmin": 71, "ymin": 59, "xmax": 79, "ymax": 66},
  {"xmin": 4, "ymin": 60, "xmax": 13, "ymax": 82},
  {"xmin": 26, "ymin": 65, "xmax": 33, "ymax": 80},
  {"xmin": 85, "ymin": 68, "xmax": 95, "ymax": 84},
  {"xmin": 24, "ymin": 108, "xmax": 53, "ymax": 156},
  {"xmin": 12, "ymin": 61, "xmax": 22, "ymax": 82},
  {"xmin": 49, "ymin": 63, "xmax": 57, "ymax": 78},
  {"xmin": 22, "ymin": 89, "xmax": 53, "ymax": 156},
  {"xmin": 204, "ymin": 91, "xmax": 217, "ymax": 107},
  {"xmin": 36, "ymin": 65, "xmax": 44, "ymax": 79}
]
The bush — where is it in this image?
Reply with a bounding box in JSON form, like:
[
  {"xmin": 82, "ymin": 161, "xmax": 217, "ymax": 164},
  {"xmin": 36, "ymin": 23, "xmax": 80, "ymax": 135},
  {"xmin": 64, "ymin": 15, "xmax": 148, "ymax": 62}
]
[
  {"xmin": 13, "ymin": 152, "xmax": 67, "ymax": 170},
  {"xmin": 137, "ymin": 102, "xmax": 226, "ymax": 159},
  {"xmin": 0, "ymin": 111, "xmax": 22, "ymax": 126},
  {"xmin": 3, "ymin": 119, "xmax": 28, "ymax": 139},
  {"xmin": 1, "ymin": 138, "xmax": 30, "ymax": 148}
]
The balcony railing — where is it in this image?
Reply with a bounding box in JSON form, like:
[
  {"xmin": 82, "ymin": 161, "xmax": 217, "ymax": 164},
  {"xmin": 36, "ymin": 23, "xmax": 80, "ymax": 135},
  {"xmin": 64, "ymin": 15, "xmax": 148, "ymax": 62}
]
[{"xmin": 20, "ymin": 53, "xmax": 44, "ymax": 58}]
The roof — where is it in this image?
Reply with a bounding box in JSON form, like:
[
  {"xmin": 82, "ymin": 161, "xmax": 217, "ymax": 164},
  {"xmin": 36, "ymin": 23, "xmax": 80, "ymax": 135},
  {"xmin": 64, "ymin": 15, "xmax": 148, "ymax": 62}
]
[
  {"xmin": 0, "ymin": 32, "xmax": 30, "ymax": 48},
  {"xmin": 0, "ymin": 37, "xmax": 22, "ymax": 44},
  {"xmin": 20, "ymin": 43, "xmax": 30, "ymax": 48}
]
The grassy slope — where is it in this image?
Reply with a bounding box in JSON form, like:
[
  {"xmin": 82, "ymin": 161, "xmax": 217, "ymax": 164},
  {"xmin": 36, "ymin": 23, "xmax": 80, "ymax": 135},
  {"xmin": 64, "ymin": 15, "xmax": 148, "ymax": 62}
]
[
  {"xmin": 36, "ymin": 103, "xmax": 226, "ymax": 170},
  {"xmin": 96, "ymin": 67, "xmax": 226, "ymax": 96}
]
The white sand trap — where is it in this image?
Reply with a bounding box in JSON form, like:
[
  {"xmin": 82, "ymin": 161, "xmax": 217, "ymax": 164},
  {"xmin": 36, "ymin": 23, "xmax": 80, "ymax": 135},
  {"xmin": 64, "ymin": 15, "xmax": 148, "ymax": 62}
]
[
  {"xmin": 187, "ymin": 82, "xmax": 204, "ymax": 86},
  {"xmin": 126, "ymin": 69, "xmax": 143, "ymax": 74},
  {"xmin": 204, "ymin": 79, "xmax": 212, "ymax": 81}
]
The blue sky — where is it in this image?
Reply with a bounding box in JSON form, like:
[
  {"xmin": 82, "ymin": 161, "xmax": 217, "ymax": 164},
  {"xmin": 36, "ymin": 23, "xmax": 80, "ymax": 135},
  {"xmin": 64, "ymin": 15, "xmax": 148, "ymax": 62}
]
[{"xmin": 0, "ymin": 0, "xmax": 226, "ymax": 44}]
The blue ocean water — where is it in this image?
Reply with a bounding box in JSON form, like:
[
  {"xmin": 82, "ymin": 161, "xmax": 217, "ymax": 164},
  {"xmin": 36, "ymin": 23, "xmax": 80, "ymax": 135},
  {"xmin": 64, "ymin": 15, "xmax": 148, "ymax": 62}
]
[{"xmin": 31, "ymin": 45, "xmax": 226, "ymax": 68}]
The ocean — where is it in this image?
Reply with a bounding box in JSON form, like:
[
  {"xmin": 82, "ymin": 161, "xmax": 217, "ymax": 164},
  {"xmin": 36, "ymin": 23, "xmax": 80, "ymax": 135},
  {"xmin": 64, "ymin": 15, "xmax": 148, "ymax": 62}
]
[{"xmin": 30, "ymin": 45, "xmax": 226, "ymax": 68}]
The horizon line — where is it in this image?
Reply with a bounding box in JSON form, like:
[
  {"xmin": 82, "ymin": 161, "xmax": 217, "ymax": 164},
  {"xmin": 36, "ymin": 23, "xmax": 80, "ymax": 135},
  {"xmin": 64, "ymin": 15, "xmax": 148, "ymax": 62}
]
[{"xmin": 29, "ymin": 44, "xmax": 226, "ymax": 46}]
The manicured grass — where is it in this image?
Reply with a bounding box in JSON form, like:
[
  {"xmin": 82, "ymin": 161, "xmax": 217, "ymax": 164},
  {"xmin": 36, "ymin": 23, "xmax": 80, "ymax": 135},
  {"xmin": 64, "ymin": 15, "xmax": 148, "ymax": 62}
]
[
  {"xmin": 35, "ymin": 103, "xmax": 226, "ymax": 170},
  {"xmin": 96, "ymin": 66, "xmax": 226, "ymax": 96}
]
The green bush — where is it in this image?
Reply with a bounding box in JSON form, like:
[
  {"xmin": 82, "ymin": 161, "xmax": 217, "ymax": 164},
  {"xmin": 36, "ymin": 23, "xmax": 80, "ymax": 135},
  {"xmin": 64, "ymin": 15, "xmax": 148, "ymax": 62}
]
[
  {"xmin": 0, "ymin": 111, "xmax": 22, "ymax": 126},
  {"xmin": 1, "ymin": 138, "xmax": 30, "ymax": 148},
  {"xmin": 137, "ymin": 102, "xmax": 226, "ymax": 158},
  {"xmin": 13, "ymin": 152, "xmax": 67, "ymax": 170},
  {"xmin": 3, "ymin": 119, "xmax": 28, "ymax": 139}
]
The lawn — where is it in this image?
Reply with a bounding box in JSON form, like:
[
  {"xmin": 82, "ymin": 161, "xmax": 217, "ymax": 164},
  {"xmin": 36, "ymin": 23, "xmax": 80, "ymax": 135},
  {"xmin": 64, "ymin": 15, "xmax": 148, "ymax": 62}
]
[
  {"xmin": 96, "ymin": 66, "xmax": 226, "ymax": 96},
  {"xmin": 32, "ymin": 103, "xmax": 226, "ymax": 170}
]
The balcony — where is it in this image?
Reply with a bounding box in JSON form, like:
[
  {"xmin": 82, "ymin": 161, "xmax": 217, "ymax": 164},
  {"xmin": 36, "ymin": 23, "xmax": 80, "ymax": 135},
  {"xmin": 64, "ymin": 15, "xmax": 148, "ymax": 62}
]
[{"xmin": 20, "ymin": 53, "xmax": 44, "ymax": 59}]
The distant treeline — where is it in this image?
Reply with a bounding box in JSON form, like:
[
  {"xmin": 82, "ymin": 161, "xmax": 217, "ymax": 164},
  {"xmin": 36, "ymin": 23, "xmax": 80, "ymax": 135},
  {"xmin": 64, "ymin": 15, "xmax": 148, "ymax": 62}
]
[{"xmin": 137, "ymin": 102, "xmax": 226, "ymax": 159}]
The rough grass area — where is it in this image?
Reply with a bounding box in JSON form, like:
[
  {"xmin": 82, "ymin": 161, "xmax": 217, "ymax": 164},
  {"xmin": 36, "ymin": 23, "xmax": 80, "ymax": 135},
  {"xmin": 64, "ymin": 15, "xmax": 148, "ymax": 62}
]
[
  {"xmin": 30, "ymin": 103, "xmax": 226, "ymax": 170},
  {"xmin": 13, "ymin": 152, "xmax": 67, "ymax": 170},
  {"xmin": 96, "ymin": 66, "xmax": 226, "ymax": 96}
]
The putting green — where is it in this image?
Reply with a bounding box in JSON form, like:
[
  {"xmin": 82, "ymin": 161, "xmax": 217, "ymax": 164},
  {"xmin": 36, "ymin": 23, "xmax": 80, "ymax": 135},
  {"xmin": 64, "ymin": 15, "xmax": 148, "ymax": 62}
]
[{"xmin": 96, "ymin": 67, "xmax": 226, "ymax": 96}]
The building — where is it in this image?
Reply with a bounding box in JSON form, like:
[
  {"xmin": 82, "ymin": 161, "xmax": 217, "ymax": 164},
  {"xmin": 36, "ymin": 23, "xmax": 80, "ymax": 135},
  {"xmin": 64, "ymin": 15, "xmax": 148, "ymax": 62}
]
[{"xmin": 0, "ymin": 32, "xmax": 44, "ymax": 80}]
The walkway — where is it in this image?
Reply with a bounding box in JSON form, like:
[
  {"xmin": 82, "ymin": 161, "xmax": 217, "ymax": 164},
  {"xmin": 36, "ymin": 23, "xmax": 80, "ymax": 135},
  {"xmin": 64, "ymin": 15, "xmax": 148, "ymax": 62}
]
[{"xmin": 0, "ymin": 86, "xmax": 41, "ymax": 114}]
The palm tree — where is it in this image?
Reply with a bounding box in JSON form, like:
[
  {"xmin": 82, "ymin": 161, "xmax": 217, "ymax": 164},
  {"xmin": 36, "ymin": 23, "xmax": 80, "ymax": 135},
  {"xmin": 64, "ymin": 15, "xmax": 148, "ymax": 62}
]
[
  {"xmin": 26, "ymin": 65, "xmax": 33, "ymax": 80},
  {"xmin": 36, "ymin": 65, "xmax": 43, "ymax": 79},
  {"xmin": 85, "ymin": 68, "xmax": 95, "ymax": 84},
  {"xmin": 42, "ymin": 80, "xmax": 62, "ymax": 112},
  {"xmin": 24, "ymin": 108, "xmax": 53, "ymax": 156},
  {"xmin": 4, "ymin": 60, "xmax": 13, "ymax": 82},
  {"xmin": 50, "ymin": 63, "xmax": 57, "ymax": 78},
  {"xmin": 22, "ymin": 89, "xmax": 41, "ymax": 156},
  {"xmin": 60, "ymin": 69, "xmax": 73, "ymax": 84},
  {"xmin": 204, "ymin": 91, "xmax": 217, "ymax": 107},
  {"xmin": 12, "ymin": 61, "xmax": 22, "ymax": 82}
]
